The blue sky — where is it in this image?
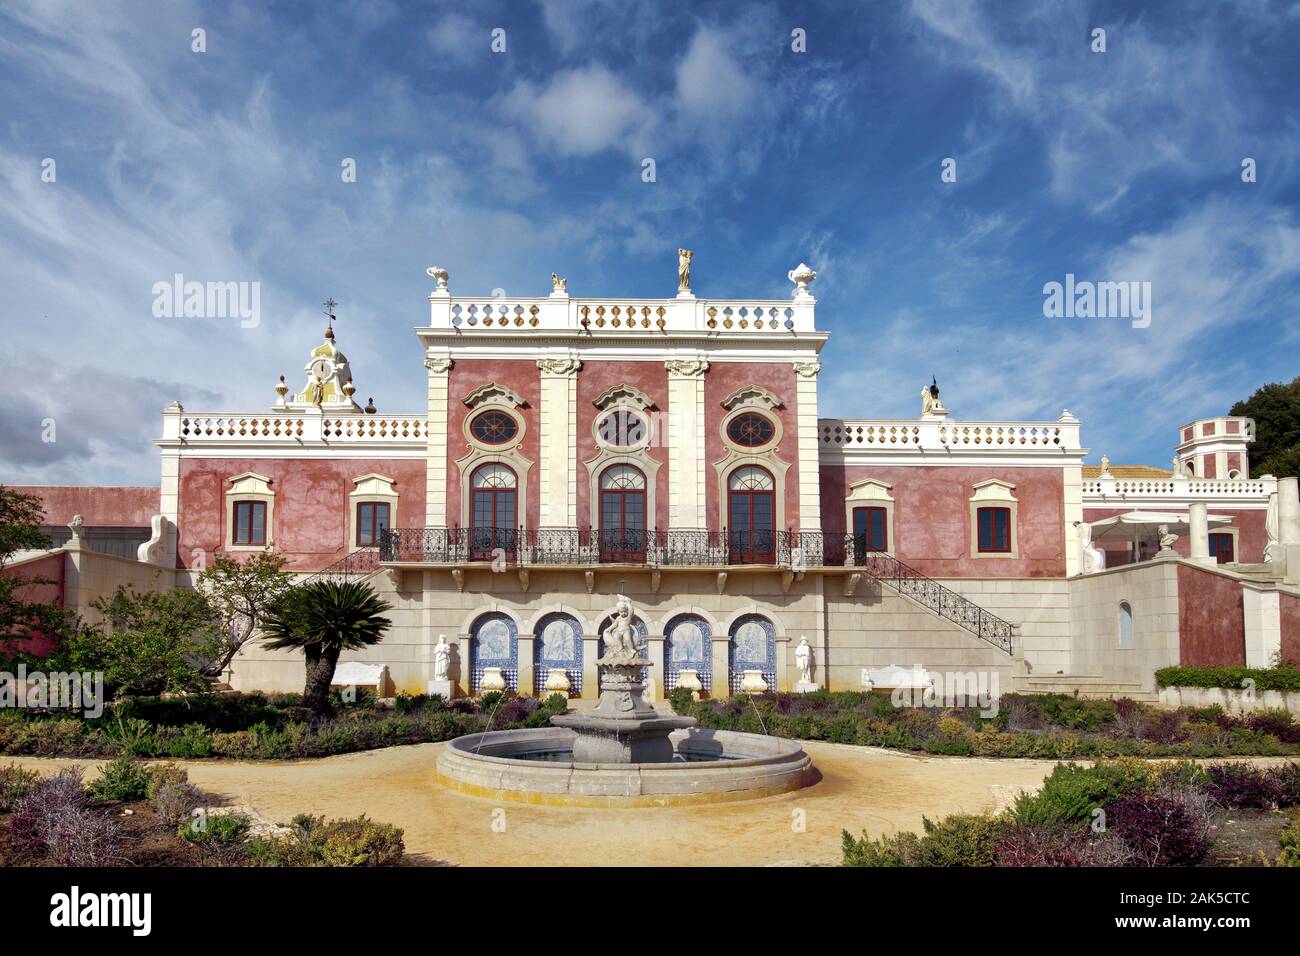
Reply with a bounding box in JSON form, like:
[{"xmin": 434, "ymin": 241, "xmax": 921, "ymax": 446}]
[{"xmin": 2, "ymin": 0, "xmax": 1299, "ymax": 485}]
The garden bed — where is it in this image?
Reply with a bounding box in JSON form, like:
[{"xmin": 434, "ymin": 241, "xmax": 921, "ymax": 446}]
[
  {"xmin": 667, "ymin": 688, "xmax": 1300, "ymax": 758},
  {"xmin": 0, "ymin": 757, "xmax": 406, "ymax": 866},
  {"xmin": 842, "ymin": 759, "xmax": 1300, "ymax": 867},
  {"xmin": 0, "ymin": 691, "xmax": 568, "ymax": 760}
]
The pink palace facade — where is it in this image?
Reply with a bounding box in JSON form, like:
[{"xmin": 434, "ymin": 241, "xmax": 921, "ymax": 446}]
[{"xmin": 9, "ymin": 262, "xmax": 1300, "ymax": 699}]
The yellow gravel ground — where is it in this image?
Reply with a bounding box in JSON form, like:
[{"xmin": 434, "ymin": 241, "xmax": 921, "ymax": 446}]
[{"xmin": 5, "ymin": 742, "xmax": 1074, "ymax": 866}]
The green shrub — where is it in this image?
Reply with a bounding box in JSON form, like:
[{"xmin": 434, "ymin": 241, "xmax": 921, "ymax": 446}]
[
  {"xmin": 918, "ymin": 814, "xmax": 1008, "ymax": 866},
  {"xmin": 245, "ymin": 813, "xmax": 404, "ymax": 867},
  {"xmin": 88, "ymin": 754, "xmax": 154, "ymax": 802},
  {"xmin": 0, "ymin": 762, "xmax": 40, "ymax": 810},
  {"xmin": 842, "ymin": 828, "xmax": 924, "ymax": 867},
  {"xmin": 1039, "ymin": 695, "xmax": 1117, "ymax": 731},
  {"xmin": 144, "ymin": 762, "xmax": 188, "ymax": 800},
  {"xmin": 154, "ymin": 782, "xmax": 204, "ymax": 828},
  {"xmin": 668, "ymin": 687, "xmax": 696, "ymax": 714},
  {"xmin": 179, "ymin": 811, "xmax": 251, "ymax": 848},
  {"xmin": 1012, "ymin": 760, "xmax": 1152, "ymax": 827},
  {"xmin": 1155, "ymin": 665, "xmax": 1300, "ymax": 692}
]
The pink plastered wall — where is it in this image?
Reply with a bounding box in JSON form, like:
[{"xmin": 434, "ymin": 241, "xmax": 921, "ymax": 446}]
[
  {"xmin": 11, "ymin": 486, "xmax": 159, "ymax": 527},
  {"xmin": 1176, "ymin": 564, "xmax": 1245, "ymax": 666},
  {"xmin": 820, "ymin": 465, "xmax": 1066, "ymax": 577},
  {"xmin": 702, "ymin": 361, "xmax": 801, "ymax": 533},
  {"xmin": 176, "ymin": 457, "xmax": 425, "ymax": 571},
  {"xmin": 1281, "ymin": 592, "xmax": 1300, "ymax": 666},
  {"xmin": 444, "ymin": 359, "xmax": 542, "ymax": 530},
  {"xmin": 573, "ymin": 360, "xmax": 670, "ymax": 530},
  {"xmin": 0, "ymin": 552, "xmax": 65, "ymax": 657}
]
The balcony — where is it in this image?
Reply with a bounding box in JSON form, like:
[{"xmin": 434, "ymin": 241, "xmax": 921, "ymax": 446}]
[{"xmin": 378, "ymin": 527, "xmax": 847, "ymax": 569}]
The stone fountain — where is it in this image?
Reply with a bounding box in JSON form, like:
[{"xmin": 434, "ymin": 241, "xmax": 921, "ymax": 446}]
[
  {"xmin": 435, "ymin": 594, "xmax": 812, "ymax": 806},
  {"xmin": 549, "ymin": 594, "xmax": 696, "ymax": 763}
]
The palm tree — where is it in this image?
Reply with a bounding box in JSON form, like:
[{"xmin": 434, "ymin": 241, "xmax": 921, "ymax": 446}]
[{"xmin": 261, "ymin": 580, "xmax": 392, "ymax": 714}]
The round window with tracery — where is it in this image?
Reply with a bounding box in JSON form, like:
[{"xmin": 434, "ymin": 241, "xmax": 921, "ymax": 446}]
[
  {"xmin": 726, "ymin": 412, "xmax": 776, "ymax": 448},
  {"xmin": 597, "ymin": 409, "xmax": 646, "ymax": 448},
  {"xmin": 470, "ymin": 410, "xmax": 519, "ymax": 445}
]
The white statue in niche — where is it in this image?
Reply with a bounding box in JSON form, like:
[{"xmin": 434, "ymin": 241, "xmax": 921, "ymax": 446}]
[
  {"xmin": 433, "ymin": 635, "xmax": 450, "ymax": 681},
  {"xmin": 795, "ymin": 637, "xmax": 813, "ymax": 684}
]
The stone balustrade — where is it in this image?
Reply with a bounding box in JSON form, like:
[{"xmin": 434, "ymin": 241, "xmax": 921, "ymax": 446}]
[
  {"xmin": 160, "ymin": 407, "xmax": 427, "ymax": 446},
  {"xmin": 820, "ymin": 413, "xmax": 1084, "ymax": 455},
  {"xmin": 421, "ymin": 293, "xmax": 818, "ymax": 336},
  {"xmin": 1082, "ymin": 476, "xmax": 1275, "ymax": 500}
]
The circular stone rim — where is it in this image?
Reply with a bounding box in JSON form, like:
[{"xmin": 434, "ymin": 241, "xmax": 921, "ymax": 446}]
[{"xmin": 435, "ymin": 727, "xmax": 813, "ymax": 807}]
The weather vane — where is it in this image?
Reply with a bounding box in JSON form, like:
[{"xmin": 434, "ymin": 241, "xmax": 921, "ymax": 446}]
[{"xmin": 323, "ymin": 297, "xmax": 338, "ymax": 332}]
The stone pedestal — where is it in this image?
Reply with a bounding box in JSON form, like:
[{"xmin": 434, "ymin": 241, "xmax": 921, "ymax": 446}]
[
  {"xmin": 427, "ymin": 679, "xmax": 457, "ymax": 701},
  {"xmin": 794, "ymin": 681, "xmax": 820, "ymax": 694}
]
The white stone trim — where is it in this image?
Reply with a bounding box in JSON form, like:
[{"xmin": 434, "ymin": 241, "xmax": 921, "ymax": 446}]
[
  {"xmin": 537, "ymin": 357, "xmax": 580, "ymax": 527},
  {"xmin": 425, "ymin": 354, "xmax": 453, "ymax": 526},
  {"xmin": 349, "ymin": 473, "xmax": 399, "ymax": 551},
  {"xmin": 583, "ymin": 452, "xmax": 661, "ymax": 532},
  {"xmin": 969, "ymin": 479, "xmax": 1019, "ymax": 560},
  {"xmin": 666, "ymin": 358, "xmax": 709, "ymax": 529},
  {"xmin": 844, "ymin": 478, "xmax": 894, "ymax": 554},
  {"xmin": 714, "ymin": 453, "xmax": 790, "ymax": 535},
  {"xmin": 794, "ymin": 362, "xmax": 822, "ymax": 531},
  {"xmin": 224, "ymin": 472, "xmax": 275, "ymax": 551},
  {"xmin": 1242, "ymin": 583, "xmax": 1282, "ymax": 668}
]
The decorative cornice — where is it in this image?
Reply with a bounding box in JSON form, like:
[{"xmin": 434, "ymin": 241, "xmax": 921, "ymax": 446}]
[
  {"xmin": 537, "ymin": 357, "xmax": 583, "ymax": 376},
  {"xmin": 793, "ymin": 362, "xmax": 821, "ymax": 378},
  {"xmin": 720, "ymin": 384, "xmax": 784, "ymax": 410},
  {"xmin": 664, "ymin": 359, "xmax": 709, "ymax": 377},
  {"xmin": 424, "ymin": 356, "xmax": 454, "ymax": 373},
  {"xmin": 591, "ymin": 383, "xmax": 655, "ymax": 410},
  {"xmin": 462, "ymin": 382, "xmax": 526, "ymax": 409}
]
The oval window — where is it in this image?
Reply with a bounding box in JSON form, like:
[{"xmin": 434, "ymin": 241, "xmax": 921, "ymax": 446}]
[
  {"xmin": 726, "ymin": 412, "xmax": 776, "ymax": 448},
  {"xmin": 470, "ymin": 410, "xmax": 519, "ymax": 445},
  {"xmin": 597, "ymin": 410, "xmax": 646, "ymax": 448}
]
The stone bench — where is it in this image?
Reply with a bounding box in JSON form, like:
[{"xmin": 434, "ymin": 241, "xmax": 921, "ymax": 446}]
[{"xmin": 331, "ymin": 661, "xmax": 391, "ymax": 698}]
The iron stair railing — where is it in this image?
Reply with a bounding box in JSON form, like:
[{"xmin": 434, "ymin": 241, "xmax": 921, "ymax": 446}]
[{"xmin": 300, "ymin": 546, "xmax": 380, "ymax": 586}]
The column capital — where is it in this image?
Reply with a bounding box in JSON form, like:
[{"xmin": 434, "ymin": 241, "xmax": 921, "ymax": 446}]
[
  {"xmin": 424, "ymin": 355, "xmax": 454, "ymax": 373},
  {"xmin": 537, "ymin": 357, "xmax": 582, "ymax": 376},
  {"xmin": 665, "ymin": 358, "xmax": 710, "ymax": 377},
  {"xmin": 793, "ymin": 361, "xmax": 821, "ymax": 378}
]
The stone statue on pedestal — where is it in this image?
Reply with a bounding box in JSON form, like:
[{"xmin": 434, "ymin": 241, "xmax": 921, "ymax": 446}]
[
  {"xmin": 677, "ymin": 248, "xmax": 693, "ymax": 293},
  {"xmin": 433, "ymin": 635, "xmax": 450, "ymax": 681}
]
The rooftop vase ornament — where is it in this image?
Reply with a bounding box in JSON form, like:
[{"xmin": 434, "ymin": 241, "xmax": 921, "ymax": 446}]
[
  {"xmin": 788, "ymin": 262, "xmax": 816, "ymax": 297},
  {"xmin": 426, "ymin": 265, "xmax": 449, "ymax": 293},
  {"xmin": 550, "ymin": 272, "xmax": 567, "ymax": 295}
]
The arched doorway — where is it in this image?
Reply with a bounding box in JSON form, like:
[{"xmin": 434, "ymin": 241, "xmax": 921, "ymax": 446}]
[
  {"xmin": 664, "ymin": 614, "xmax": 711, "ymax": 693},
  {"xmin": 470, "ymin": 462, "xmax": 517, "ymax": 561},
  {"xmin": 728, "ymin": 614, "xmax": 775, "ymax": 694},
  {"xmin": 469, "ymin": 612, "xmax": 517, "ymax": 693},
  {"xmin": 599, "ymin": 464, "xmax": 647, "ymax": 562},
  {"xmin": 534, "ymin": 613, "xmax": 583, "ymax": 697},
  {"xmin": 728, "ymin": 465, "xmax": 775, "ymax": 563}
]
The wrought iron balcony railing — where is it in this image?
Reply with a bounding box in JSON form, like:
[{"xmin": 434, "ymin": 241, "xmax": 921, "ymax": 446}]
[{"xmin": 377, "ymin": 528, "xmax": 1013, "ymax": 654}]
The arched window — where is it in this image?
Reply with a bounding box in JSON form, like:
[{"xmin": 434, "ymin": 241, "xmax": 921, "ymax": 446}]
[
  {"xmin": 728, "ymin": 466, "xmax": 775, "ymax": 563},
  {"xmin": 1118, "ymin": 601, "xmax": 1133, "ymax": 648},
  {"xmin": 470, "ymin": 463, "xmax": 517, "ymax": 560},
  {"xmin": 598, "ymin": 465, "xmax": 647, "ymax": 561}
]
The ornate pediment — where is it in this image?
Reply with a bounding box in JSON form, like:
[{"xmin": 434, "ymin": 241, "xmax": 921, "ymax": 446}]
[
  {"xmin": 720, "ymin": 384, "xmax": 784, "ymax": 411},
  {"xmin": 226, "ymin": 472, "xmax": 273, "ymax": 495},
  {"xmin": 592, "ymin": 383, "xmax": 655, "ymax": 410},
  {"xmin": 462, "ymin": 382, "xmax": 526, "ymax": 409}
]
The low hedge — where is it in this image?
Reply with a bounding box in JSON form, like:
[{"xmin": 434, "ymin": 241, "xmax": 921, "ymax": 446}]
[
  {"xmin": 0, "ymin": 691, "xmax": 570, "ymax": 760},
  {"xmin": 1155, "ymin": 665, "xmax": 1300, "ymax": 692},
  {"xmin": 668, "ymin": 689, "xmax": 1300, "ymax": 757}
]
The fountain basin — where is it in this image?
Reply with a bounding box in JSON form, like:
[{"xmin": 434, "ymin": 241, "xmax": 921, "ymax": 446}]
[{"xmin": 436, "ymin": 727, "xmax": 813, "ymax": 807}]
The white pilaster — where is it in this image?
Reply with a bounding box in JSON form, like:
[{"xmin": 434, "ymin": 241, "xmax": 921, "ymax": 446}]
[
  {"xmin": 537, "ymin": 357, "xmax": 581, "ymax": 528},
  {"xmin": 793, "ymin": 362, "xmax": 822, "ymax": 531},
  {"xmin": 424, "ymin": 354, "xmax": 453, "ymax": 526},
  {"xmin": 1242, "ymin": 583, "xmax": 1282, "ymax": 668},
  {"xmin": 666, "ymin": 359, "xmax": 709, "ymax": 529}
]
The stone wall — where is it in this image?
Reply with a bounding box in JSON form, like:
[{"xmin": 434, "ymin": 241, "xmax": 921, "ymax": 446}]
[{"xmin": 1066, "ymin": 561, "xmax": 1181, "ymax": 691}]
